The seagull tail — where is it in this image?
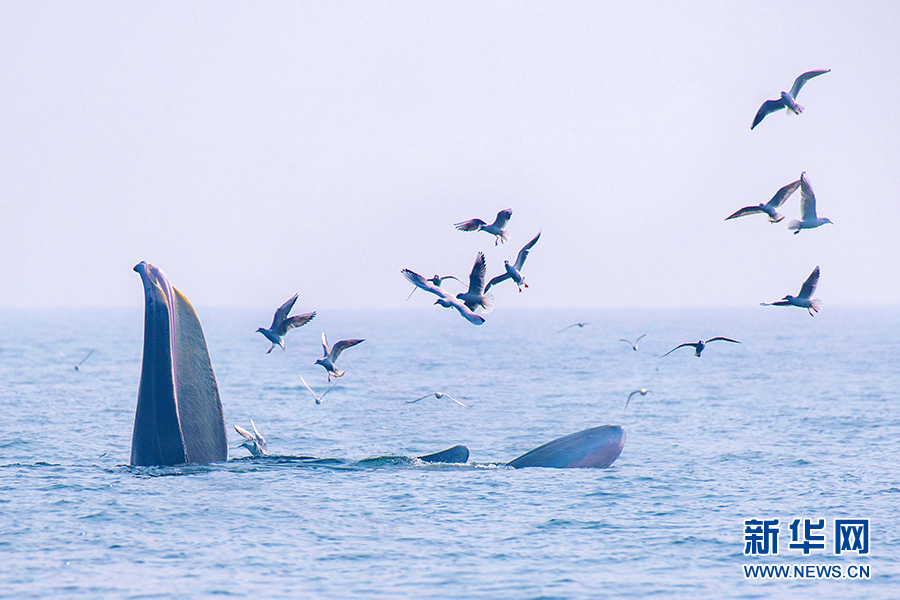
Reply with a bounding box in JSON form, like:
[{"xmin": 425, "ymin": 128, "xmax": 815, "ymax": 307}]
[
  {"xmin": 787, "ymin": 219, "xmax": 801, "ymax": 231},
  {"xmin": 788, "ymin": 102, "xmax": 805, "ymax": 115},
  {"xmin": 809, "ymin": 298, "xmax": 823, "ymax": 313},
  {"xmin": 769, "ymin": 211, "xmax": 785, "ymax": 223},
  {"xmin": 480, "ymin": 292, "xmax": 495, "ymax": 314}
]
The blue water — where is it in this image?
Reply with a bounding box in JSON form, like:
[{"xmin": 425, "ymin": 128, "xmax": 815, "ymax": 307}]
[{"xmin": 1, "ymin": 306, "xmax": 898, "ymax": 598}]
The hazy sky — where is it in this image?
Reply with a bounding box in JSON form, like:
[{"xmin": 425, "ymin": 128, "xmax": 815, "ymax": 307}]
[{"xmin": 2, "ymin": 1, "xmax": 898, "ymax": 310}]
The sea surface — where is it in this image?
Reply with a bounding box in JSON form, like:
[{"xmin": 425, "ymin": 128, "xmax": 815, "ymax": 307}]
[{"xmin": 0, "ymin": 306, "xmax": 898, "ymax": 599}]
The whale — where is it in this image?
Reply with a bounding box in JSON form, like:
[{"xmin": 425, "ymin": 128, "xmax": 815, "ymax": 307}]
[
  {"xmin": 131, "ymin": 262, "xmax": 227, "ymax": 466},
  {"xmin": 506, "ymin": 425, "xmax": 625, "ymax": 468}
]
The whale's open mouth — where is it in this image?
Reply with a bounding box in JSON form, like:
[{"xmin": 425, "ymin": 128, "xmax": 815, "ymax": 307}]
[{"xmin": 131, "ymin": 261, "xmax": 227, "ymax": 467}]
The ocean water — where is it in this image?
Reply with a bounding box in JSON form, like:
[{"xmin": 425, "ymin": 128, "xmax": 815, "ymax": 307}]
[{"xmin": 0, "ymin": 305, "xmax": 898, "ymax": 599}]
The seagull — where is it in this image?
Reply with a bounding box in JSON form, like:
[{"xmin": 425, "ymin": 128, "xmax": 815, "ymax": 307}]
[
  {"xmin": 454, "ymin": 208, "xmax": 512, "ymax": 245},
  {"xmin": 406, "ymin": 274, "xmax": 463, "ymax": 300},
  {"xmin": 406, "ymin": 392, "xmax": 471, "ymax": 407},
  {"xmin": 760, "ymin": 265, "xmax": 822, "ymax": 316},
  {"xmin": 725, "ymin": 179, "xmax": 801, "ymax": 224},
  {"xmin": 299, "ymin": 372, "xmax": 337, "ymax": 405},
  {"xmin": 315, "ymin": 332, "xmax": 365, "ymax": 381},
  {"xmin": 660, "ymin": 337, "xmax": 741, "ymax": 358},
  {"xmin": 619, "ymin": 334, "xmax": 647, "ymax": 351},
  {"xmin": 401, "ymin": 268, "xmax": 485, "ymax": 325},
  {"xmin": 558, "ymin": 322, "xmax": 591, "ymax": 333},
  {"xmin": 751, "ymin": 69, "xmax": 830, "ymax": 130},
  {"xmin": 787, "ymin": 172, "xmax": 832, "ymax": 234},
  {"xmin": 484, "ymin": 231, "xmax": 541, "ymax": 293},
  {"xmin": 60, "ymin": 349, "xmax": 94, "ymax": 371},
  {"xmin": 455, "ymin": 252, "xmax": 494, "ymax": 313},
  {"xmin": 234, "ymin": 420, "xmax": 268, "ymax": 456},
  {"xmin": 624, "ymin": 389, "xmax": 654, "ymax": 411},
  {"xmin": 256, "ymin": 294, "xmax": 316, "ymax": 353}
]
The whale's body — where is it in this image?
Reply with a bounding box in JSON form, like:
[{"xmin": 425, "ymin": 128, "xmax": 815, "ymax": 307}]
[
  {"xmin": 507, "ymin": 425, "xmax": 625, "ymax": 469},
  {"xmin": 131, "ymin": 262, "xmax": 227, "ymax": 466}
]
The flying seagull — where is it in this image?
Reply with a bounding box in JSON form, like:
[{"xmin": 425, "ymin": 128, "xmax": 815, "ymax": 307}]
[
  {"xmin": 725, "ymin": 178, "xmax": 801, "ymax": 224},
  {"xmin": 484, "ymin": 231, "xmax": 541, "ymax": 293},
  {"xmin": 299, "ymin": 372, "xmax": 337, "ymax": 405},
  {"xmin": 454, "ymin": 208, "xmax": 512, "ymax": 245},
  {"xmin": 406, "ymin": 392, "xmax": 471, "ymax": 408},
  {"xmin": 558, "ymin": 322, "xmax": 591, "ymax": 333},
  {"xmin": 788, "ymin": 172, "xmax": 833, "ymax": 234},
  {"xmin": 760, "ymin": 265, "xmax": 822, "ymax": 316},
  {"xmin": 257, "ymin": 294, "xmax": 316, "ymax": 353},
  {"xmin": 315, "ymin": 332, "xmax": 365, "ymax": 382},
  {"xmin": 60, "ymin": 349, "xmax": 94, "ymax": 371},
  {"xmin": 401, "ymin": 268, "xmax": 485, "ymax": 325},
  {"xmin": 660, "ymin": 337, "xmax": 741, "ymax": 358},
  {"xmin": 406, "ymin": 274, "xmax": 463, "ymax": 300},
  {"xmin": 751, "ymin": 69, "xmax": 830, "ymax": 130},
  {"xmin": 624, "ymin": 389, "xmax": 654, "ymax": 411},
  {"xmin": 234, "ymin": 420, "xmax": 268, "ymax": 456},
  {"xmin": 455, "ymin": 252, "xmax": 494, "ymax": 313},
  {"xmin": 619, "ymin": 334, "xmax": 647, "ymax": 351}
]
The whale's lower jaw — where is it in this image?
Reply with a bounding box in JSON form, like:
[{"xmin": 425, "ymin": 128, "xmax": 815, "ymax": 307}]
[
  {"xmin": 506, "ymin": 425, "xmax": 625, "ymax": 469},
  {"xmin": 131, "ymin": 262, "xmax": 227, "ymax": 466}
]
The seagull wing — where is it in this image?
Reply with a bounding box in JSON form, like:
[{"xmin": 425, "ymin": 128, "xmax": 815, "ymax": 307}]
[
  {"xmin": 705, "ymin": 337, "xmax": 741, "ymax": 344},
  {"xmin": 233, "ymin": 424, "xmax": 255, "ymax": 442},
  {"xmin": 320, "ymin": 331, "xmax": 330, "ymax": 356},
  {"xmin": 798, "ymin": 265, "xmax": 820, "ymax": 299},
  {"xmin": 455, "ymin": 218, "xmax": 486, "ymax": 232},
  {"xmin": 725, "ymin": 206, "xmax": 766, "ymax": 220},
  {"xmin": 406, "ymin": 394, "xmax": 434, "ymax": 404},
  {"xmin": 751, "ymin": 98, "xmax": 787, "ymax": 129},
  {"xmin": 438, "ymin": 275, "xmax": 464, "ymax": 285},
  {"xmin": 484, "ymin": 272, "xmax": 510, "ymax": 292},
  {"xmin": 443, "ymin": 394, "xmax": 470, "ymax": 407},
  {"xmin": 319, "ymin": 382, "xmax": 338, "ymax": 400},
  {"xmin": 250, "ymin": 419, "xmax": 266, "ymax": 448},
  {"xmin": 491, "ymin": 209, "xmax": 513, "ymax": 229},
  {"xmin": 767, "ymin": 179, "xmax": 802, "ymax": 209},
  {"xmin": 448, "ymin": 297, "xmax": 485, "ymax": 325},
  {"xmin": 298, "ymin": 372, "xmax": 318, "ymax": 400},
  {"xmin": 271, "ymin": 294, "xmax": 299, "ymax": 328},
  {"xmin": 636, "ymin": 334, "xmax": 647, "ymax": 343},
  {"xmin": 789, "ymin": 69, "xmax": 830, "ymax": 99},
  {"xmin": 660, "ymin": 343, "xmax": 695, "ymax": 358},
  {"xmin": 624, "ymin": 390, "xmax": 640, "ymax": 410},
  {"xmin": 513, "ymin": 231, "xmax": 541, "ymax": 270},
  {"xmin": 76, "ymin": 349, "xmax": 95, "ymax": 367},
  {"xmin": 402, "ymin": 269, "xmax": 450, "ymax": 299},
  {"xmin": 277, "ymin": 311, "xmax": 316, "ymax": 335},
  {"xmin": 467, "ymin": 252, "xmax": 487, "ymax": 294},
  {"xmin": 799, "ymin": 172, "xmax": 817, "ymax": 219},
  {"xmin": 329, "ymin": 338, "xmax": 365, "ymax": 362}
]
